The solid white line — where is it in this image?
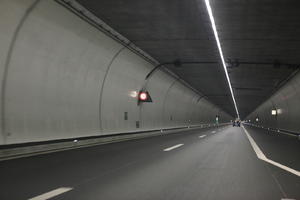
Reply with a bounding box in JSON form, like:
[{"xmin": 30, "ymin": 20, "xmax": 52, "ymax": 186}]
[
  {"xmin": 199, "ymin": 135, "xmax": 207, "ymax": 138},
  {"xmin": 242, "ymin": 126, "xmax": 300, "ymax": 177},
  {"xmin": 265, "ymin": 159, "xmax": 300, "ymax": 177},
  {"xmin": 28, "ymin": 187, "xmax": 73, "ymax": 200},
  {"xmin": 242, "ymin": 126, "xmax": 266, "ymax": 160},
  {"xmin": 164, "ymin": 144, "xmax": 184, "ymax": 151}
]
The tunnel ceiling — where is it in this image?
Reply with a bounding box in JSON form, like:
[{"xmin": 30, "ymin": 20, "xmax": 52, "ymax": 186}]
[
  {"xmin": 76, "ymin": 0, "xmax": 300, "ymax": 119},
  {"xmin": 211, "ymin": 0, "xmax": 300, "ymax": 119}
]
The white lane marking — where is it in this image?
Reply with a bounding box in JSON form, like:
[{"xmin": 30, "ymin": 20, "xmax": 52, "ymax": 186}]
[
  {"xmin": 242, "ymin": 126, "xmax": 266, "ymax": 160},
  {"xmin": 199, "ymin": 135, "xmax": 207, "ymax": 138},
  {"xmin": 164, "ymin": 144, "xmax": 184, "ymax": 151},
  {"xmin": 242, "ymin": 126, "xmax": 300, "ymax": 177},
  {"xmin": 28, "ymin": 187, "xmax": 73, "ymax": 200},
  {"xmin": 211, "ymin": 131, "xmax": 216, "ymax": 133},
  {"xmin": 265, "ymin": 159, "xmax": 300, "ymax": 176}
]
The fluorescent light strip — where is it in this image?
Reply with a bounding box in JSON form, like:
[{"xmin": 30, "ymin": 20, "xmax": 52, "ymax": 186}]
[{"xmin": 204, "ymin": 0, "xmax": 240, "ymax": 118}]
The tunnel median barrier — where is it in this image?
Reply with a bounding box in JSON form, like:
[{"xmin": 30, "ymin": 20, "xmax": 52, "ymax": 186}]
[
  {"xmin": 0, "ymin": 123, "xmax": 230, "ymax": 161},
  {"xmin": 243, "ymin": 123, "xmax": 300, "ymax": 138}
]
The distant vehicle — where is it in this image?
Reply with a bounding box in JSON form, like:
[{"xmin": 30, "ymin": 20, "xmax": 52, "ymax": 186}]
[{"xmin": 232, "ymin": 120, "xmax": 241, "ymax": 127}]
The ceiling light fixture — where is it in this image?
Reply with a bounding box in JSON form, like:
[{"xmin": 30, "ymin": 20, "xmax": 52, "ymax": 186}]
[{"xmin": 204, "ymin": 0, "xmax": 240, "ymax": 118}]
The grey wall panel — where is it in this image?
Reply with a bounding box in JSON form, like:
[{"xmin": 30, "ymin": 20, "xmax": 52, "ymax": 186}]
[
  {"xmin": 3, "ymin": 0, "xmax": 124, "ymax": 144},
  {"xmin": 140, "ymin": 70, "xmax": 175, "ymax": 130},
  {"xmin": 188, "ymin": 94, "xmax": 201, "ymax": 125},
  {"xmin": 100, "ymin": 48, "xmax": 153, "ymax": 133},
  {"xmin": 162, "ymin": 81, "xmax": 193, "ymax": 128},
  {"xmin": 0, "ymin": 0, "xmax": 232, "ymax": 145},
  {"xmin": 0, "ymin": 0, "xmax": 38, "ymax": 145},
  {"xmin": 246, "ymin": 71, "xmax": 300, "ymax": 133}
]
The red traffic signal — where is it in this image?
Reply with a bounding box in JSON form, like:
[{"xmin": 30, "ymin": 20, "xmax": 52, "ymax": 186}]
[
  {"xmin": 139, "ymin": 92, "xmax": 148, "ymax": 101},
  {"xmin": 138, "ymin": 91, "xmax": 152, "ymax": 103}
]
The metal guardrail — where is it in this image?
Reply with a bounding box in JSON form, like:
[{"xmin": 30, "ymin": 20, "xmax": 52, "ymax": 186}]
[
  {"xmin": 0, "ymin": 123, "xmax": 228, "ymax": 150},
  {"xmin": 0, "ymin": 123, "xmax": 230, "ymax": 161},
  {"xmin": 243, "ymin": 122, "xmax": 300, "ymax": 137}
]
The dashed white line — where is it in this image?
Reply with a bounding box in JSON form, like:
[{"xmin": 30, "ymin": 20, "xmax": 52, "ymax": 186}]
[
  {"xmin": 28, "ymin": 187, "xmax": 73, "ymax": 200},
  {"xmin": 199, "ymin": 135, "xmax": 207, "ymax": 138},
  {"xmin": 211, "ymin": 131, "xmax": 216, "ymax": 133},
  {"xmin": 242, "ymin": 126, "xmax": 300, "ymax": 177},
  {"xmin": 164, "ymin": 144, "xmax": 184, "ymax": 151}
]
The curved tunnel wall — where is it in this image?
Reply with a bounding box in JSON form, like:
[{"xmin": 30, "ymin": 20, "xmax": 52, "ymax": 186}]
[
  {"xmin": 246, "ymin": 71, "xmax": 300, "ymax": 133},
  {"xmin": 0, "ymin": 0, "xmax": 232, "ymax": 145}
]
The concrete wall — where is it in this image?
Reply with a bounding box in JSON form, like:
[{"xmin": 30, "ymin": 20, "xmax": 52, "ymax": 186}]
[
  {"xmin": 246, "ymin": 71, "xmax": 300, "ymax": 133},
  {"xmin": 0, "ymin": 0, "xmax": 232, "ymax": 145}
]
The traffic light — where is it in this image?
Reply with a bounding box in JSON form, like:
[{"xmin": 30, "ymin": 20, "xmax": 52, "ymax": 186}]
[{"xmin": 138, "ymin": 91, "xmax": 152, "ymax": 104}]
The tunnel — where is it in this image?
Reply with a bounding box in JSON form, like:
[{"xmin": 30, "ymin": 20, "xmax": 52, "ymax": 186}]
[{"xmin": 0, "ymin": 0, "xmax": 299, "ymax": 199}]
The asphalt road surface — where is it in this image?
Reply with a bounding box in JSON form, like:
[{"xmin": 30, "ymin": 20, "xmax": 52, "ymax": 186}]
[{"xmin": 0, "ymin": 125, "xmax": 299, "ymax": 200}]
